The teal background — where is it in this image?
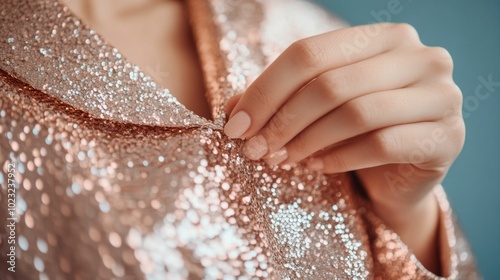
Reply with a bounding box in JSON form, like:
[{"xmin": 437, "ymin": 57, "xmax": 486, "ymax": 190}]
[{"xmin": 313, "ymin": 0, "xmax": 500, "ymax": 279}]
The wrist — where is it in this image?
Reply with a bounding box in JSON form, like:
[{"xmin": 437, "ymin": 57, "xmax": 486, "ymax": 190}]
[{"xmin": 371, "ymin": 190, "xmax": 437, "ymax": 233}]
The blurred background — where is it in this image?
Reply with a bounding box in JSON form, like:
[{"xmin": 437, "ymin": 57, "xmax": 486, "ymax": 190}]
[{"xmin": 313, "ymin": 0, "xmax": 500, "ymax": 278}]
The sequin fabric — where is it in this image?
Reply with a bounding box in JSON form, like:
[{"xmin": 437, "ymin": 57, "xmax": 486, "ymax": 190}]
[{"xmin": 0, "ymin": 0, "xmax": 478, "ymax": 279}]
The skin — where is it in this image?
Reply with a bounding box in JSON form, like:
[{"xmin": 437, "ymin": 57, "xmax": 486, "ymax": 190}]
[
  {"xmin": 61, "ymin": 0, "xmax": 211, "ymax": 119},
  {"xmin": 64, "ymin": 0, "xmax": 465, "ymax": 275}
]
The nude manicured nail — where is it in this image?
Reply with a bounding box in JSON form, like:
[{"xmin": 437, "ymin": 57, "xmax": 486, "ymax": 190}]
[
  {"xmin": 265, "ymin": 147, "xmax": 288, "ymax": 166},
  {"xmin": 243, "ymin": 135, "xmax": 268, "ymax": 160},
  {"xmin": 307, "ymin": 158, "xmax": 324, "ymax": 170},
  {"xmin": 224, "ymin": 111, "xmax": 251, "ymax": 139}
]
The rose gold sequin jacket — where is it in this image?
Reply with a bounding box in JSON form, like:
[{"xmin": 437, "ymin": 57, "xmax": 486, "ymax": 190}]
[{"xmin": 0, "ymin": 0, "xmax": 479, "ymax": 279}]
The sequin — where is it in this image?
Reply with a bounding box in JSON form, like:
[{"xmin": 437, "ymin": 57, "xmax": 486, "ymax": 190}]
[{"xmin": 0, "ymin": 0, "xmax": 478, "ymax": 279}]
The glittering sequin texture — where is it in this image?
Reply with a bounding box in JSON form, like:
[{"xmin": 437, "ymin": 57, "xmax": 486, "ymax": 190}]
[{"xmin": 0, "ymin": 0, "xmax": 478, "ymax": 279}]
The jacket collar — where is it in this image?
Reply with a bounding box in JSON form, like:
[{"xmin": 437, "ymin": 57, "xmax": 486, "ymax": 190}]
[{"xmin": 0, "ymin": 0, "xmax": 266, "ymax": 128}]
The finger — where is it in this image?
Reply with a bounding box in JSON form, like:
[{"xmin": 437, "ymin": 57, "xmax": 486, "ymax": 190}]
[
  {"xmin": 225, "ymin": 94, "xmax": 243, "ymax": 116},
  {"xmin": 248, "ymin": 50, "xmax": 431, "ymax": 160},
  {"xmin": 223, "ymin": 23, "xmax": 421, "ymax": 139},
  {"xmin": 306, "ymin": 122, "xmax": 460, "ymax": 174},
  {"xmin": 279, "ymin": 87, "xmax": 454, "ymax": 164}
]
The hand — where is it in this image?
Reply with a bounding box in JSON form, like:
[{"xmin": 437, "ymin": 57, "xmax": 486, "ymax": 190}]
[{"xmin": 223, "ymin": 23, "xmax": 465, "ymax": 273}]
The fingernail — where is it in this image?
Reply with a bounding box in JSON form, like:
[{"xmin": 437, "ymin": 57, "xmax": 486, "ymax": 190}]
[
  {"xmin": 307, "ymin": 158, "xmax": 324, "ymax": 170},
  {"xmin": 265, "ymin": 147, "xmax": 288, "ymax": 166},
  {"xmin": 224, "ymin": 111, "xmax": 251, "ymax": 139},
  {"xmin": 243, "ymin": 135, "xmax": 268, "ymax": 160}
]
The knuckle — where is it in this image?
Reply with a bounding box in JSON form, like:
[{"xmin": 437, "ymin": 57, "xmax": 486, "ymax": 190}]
[
  {"xmin": 290, "ymin": 39, "xmax": 323, "ymax": 69},
  {"xmin": 290, "ymin": 132, "xmax": 310, "ymax": 156},
  {"xmin": 442, "ymin": 107, "xmax": 465, "ymax": 131},
  {"xmin": 372, "ymin": 130, "xmax": 400, "ymax": 158},
  {"xmin": 436, "ymin": 123, "xmax": 465, "ymax": 161},
  {"xmin": 265, "ymin": 114, "xmax": 288, "ymax": 140},
  {"xmin": 443, "ymin": 83, "xmax": 463, "ymax": 105},
  {"xmin": 425, "ymin": 47, "xmax": 454, "ymax": 73},
  {"xmin": 323, "ymin": 152, "xmax": 348, "ymax": 171},
  {"xmin": 316, "ymin": 73, "xmax": 346, "ymax": 102},
  {"xmin": 392, "ymin": 23, "xmax": 420, "ymax": 43},
  {"xmin": 345, "ymin": 100, "xmax": 374, "ymax": 128},
  {"xmin": 450, "ymin": 121, "xmax": 466, "ymax": 152},
  {"xmin": 249, "ymin": 82, "xmax": 270, "ymax": 106}
]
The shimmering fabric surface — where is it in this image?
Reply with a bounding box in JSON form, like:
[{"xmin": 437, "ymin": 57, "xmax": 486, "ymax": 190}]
[{"xmin": 0, "ymin": 0, "xmax": 478, "ymax": 279}]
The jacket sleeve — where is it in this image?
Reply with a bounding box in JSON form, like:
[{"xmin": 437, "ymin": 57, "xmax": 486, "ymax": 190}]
[{"xmin": 363, "ymin": 185, "xmax": 479, "ymax": 279}]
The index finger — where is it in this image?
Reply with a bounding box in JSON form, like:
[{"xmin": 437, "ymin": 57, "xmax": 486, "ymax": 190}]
[{"xmin": 223, "ymin": 23, "xmax": 419, "ymax": 139}]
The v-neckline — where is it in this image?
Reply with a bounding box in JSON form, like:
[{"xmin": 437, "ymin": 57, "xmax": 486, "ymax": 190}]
[
  {"xmin": 1, "ymin": 0, "xmax": 267, "ymax": 129},
  {"xmin": 58, "ymin": 0, "xmax": 267, "ymax": 127},
  {"xmin": 57, "ymin": 0, "xmax": 216, "ymax": 125}
]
